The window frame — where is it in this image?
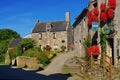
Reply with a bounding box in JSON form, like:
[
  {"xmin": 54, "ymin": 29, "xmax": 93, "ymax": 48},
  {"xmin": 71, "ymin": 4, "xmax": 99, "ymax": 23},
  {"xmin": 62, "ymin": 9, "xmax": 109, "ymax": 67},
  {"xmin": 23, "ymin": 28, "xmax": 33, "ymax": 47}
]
[
  {"xmin": 38, "ymin": 33, "xmax": 42, "ymax": 40},
  {"xmin": 53, "ymin": 33, "xmax": 56, "ymax": 39}
]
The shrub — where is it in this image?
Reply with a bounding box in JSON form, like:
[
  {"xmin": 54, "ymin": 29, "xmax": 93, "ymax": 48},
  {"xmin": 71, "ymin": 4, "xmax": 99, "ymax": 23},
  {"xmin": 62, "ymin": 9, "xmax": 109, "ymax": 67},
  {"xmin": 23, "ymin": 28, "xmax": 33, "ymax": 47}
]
[
  {"xmin": 45, "ymin": 51, "xmax": 56, "ymax": 59},
  {"xmin": 33, "ymin": 46, "xmax": 42, "ymax": 52},
  {"xmin": 38, "ymin": 56, "xmax": 50, "ymax": 66},
  {"xmin": 40, "ymin": 52, "xmax": 50, "ymax": 59},
  {"xmin": 9, "ymin": 47, "xmax": 18, "ymax": 59},
  {"xmin": 16, "ymin": 45, "xmax": 23, "ymax": 56},
  {"xmin": 61, "ymin": 45, "xmax": 66, "ymax": 51},
  {"xmin": 0, "ymin": 54, "xmax": 5, "ymax": 63},
  {"xmin": 22, "ymin": 49, "xmax": 37, "ymax": 57},
  {"xmin": 20, "ymin": 38, "xmax": 35, "ymax": 51}
]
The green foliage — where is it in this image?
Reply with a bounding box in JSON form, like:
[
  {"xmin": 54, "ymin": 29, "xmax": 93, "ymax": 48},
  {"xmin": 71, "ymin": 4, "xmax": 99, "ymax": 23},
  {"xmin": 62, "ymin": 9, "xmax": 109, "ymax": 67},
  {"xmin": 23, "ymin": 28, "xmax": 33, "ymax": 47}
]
[
  {"xmin": 33, "ymin": 46, "xmax": 42, "ymax": 52},
  {"xmin": 42, "ymin": 51, "xmax": 56, "ymax": 59},
  {"xmin": 0, "ymin": 29, "xmax": 21, "ymax": 41},
  {"xmin": 99, "ymin": 28, "xmax": 106, "ymax": 35},
  {"xmin": 100, "ymin": 28, "xmax": 107, "ymax": 53},
  {"xmin": 16, "ymin": 45, "xmax": 23, "ymax": 56},
  {"xmin": 22, "ymin": 52, "xmax": 36, "ymax": 57},
  {"xmin": 36, "ymin": 51, "xmax": 56, "ymax": 66},
  {"xmin": 0, "ymin": 40, "xmax": 9, "ymax": 54},
  {"xmin": 83, "ymin": 33, "xmax": 92, "ymax": 61},
  {"xmin": 8, "ymin": 46, "xmax": 23, "ymax": 59},
  {"xmin": 20, "ymin": 38, "xmax": 35, "ymax": 50},
  {"xmin": 0, "ymin": 29, "xmax": 21, "ymax": 57},
  {"xmin": 63, "ymin": 65, "xmax": 69, "ymax": 74},
  {"xmin": 22, "ymin": 47, "xmax": 41, "ymax": 57},
  {"xmin": 0, "ymin": 54, "xmax": 5, "ymax": 63},
  {"xmin": 99, "ymin": 28, "xmax": 107, "ymax": 64},
  {"xmin": 83, "ymin": 33, "xmax": 92, "ymax": 49},
  {"xmin": 8, "ymin": 47, "xmax": 18, "ymax": 59},
  {"xmin": 61, "ymin": 45, "xmax": 66, "ymax": 51},
  {"xmin": 38, "ymin": 56, "xmax": 50, "ymax": 66},
  {"xmin": 22, "ymin": 46, "xmax": 41, "ymax": 57}
]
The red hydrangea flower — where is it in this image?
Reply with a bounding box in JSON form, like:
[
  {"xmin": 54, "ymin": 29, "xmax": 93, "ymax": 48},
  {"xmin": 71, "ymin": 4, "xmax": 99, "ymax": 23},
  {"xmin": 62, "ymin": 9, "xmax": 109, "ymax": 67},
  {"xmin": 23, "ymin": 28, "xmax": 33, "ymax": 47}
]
[
  {"xmin": 93, "ymin": 8, "xmax": 99, "ymax": 16},
  {"xmin": 100, "ymin": 12, "xmax": 107, "ymax": 22},
  {"xmin": 107, "ymin": 9, "xmax": 114, "ymax": 19},
  {"xmin": 87, "ymin": 11, "xmax": 92, "ymax": 19},
  {"xmin": 87, "ymin": 18, "xmax": 92, "ymax": 26},
  {"xmin": 87, "ymin": 45, "xmax": 100, "ymax": 55},
  {"xmin": 70, "ymin": 43, "xmax": 74, "ymax": 49},
  {"xmin": 92, "ymin": 15, "xmax": 98, "ymax": 21},
  {"xmin": 108, "ymin": 0, "xmax": 116, "ymax": 9},
  {"xmin": 91, "ymin": 45, "xmax": 100, "ymax": 55},
  {"xmin": 100, "ymin": 3, "xmax": 106, "ymax": 12},
  {"xmin": 87, "ymin": 47, "xmax": 92, "ymax": 55}
]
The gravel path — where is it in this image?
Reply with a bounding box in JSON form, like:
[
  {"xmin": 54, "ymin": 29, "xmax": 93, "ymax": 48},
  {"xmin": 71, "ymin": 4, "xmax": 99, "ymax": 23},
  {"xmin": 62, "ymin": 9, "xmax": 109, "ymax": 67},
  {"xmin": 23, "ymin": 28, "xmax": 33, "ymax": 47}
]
[{"xmin": 37, "ymin": 51, "xmax": 75, "ymax": 75}]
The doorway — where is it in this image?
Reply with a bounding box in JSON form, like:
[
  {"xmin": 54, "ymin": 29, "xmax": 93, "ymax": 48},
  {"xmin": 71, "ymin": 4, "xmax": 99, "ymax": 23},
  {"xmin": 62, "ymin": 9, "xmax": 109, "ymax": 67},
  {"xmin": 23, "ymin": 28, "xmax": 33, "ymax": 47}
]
[{"xmin": 107, "ymin": 38, "xmax": 114, "ymax": 65}]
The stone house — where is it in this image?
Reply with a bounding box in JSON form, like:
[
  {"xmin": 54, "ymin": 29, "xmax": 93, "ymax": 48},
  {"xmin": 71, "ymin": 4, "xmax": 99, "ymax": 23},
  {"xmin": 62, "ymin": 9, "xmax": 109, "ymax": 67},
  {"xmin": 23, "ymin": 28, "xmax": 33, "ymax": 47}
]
[
  {"xmin": 73, "ymin": 8, "xmax": 89, "ymax": 57},
  {"xmin": 73, "ymin": 0, "xmax": 120, "ymax": 66},
  {"xmin": 32, "ymin": 12, "xmax": 73, "ymax": 51}
]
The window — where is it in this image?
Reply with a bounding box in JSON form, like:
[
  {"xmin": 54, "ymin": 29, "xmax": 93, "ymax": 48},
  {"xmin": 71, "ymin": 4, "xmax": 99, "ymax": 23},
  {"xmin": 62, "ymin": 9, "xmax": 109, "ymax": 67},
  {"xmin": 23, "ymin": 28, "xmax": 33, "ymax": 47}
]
[
  {"xmin": 53, "ymin": 33, "xmax": 56, "ymax": 39},
  {"xmin": 46, "ymin": 24, "xmax": 51, "ymax": 31},
  {"xmin": 39, "ymin": 33, "xmax": 42, "ymax": 40},
  {"xmin": 93, "ymin": 2, "xmax": 97, "ymax": 8},
  {"xmin": 62, "ymin": 40, "xmax": 65, "ymax": 43}
]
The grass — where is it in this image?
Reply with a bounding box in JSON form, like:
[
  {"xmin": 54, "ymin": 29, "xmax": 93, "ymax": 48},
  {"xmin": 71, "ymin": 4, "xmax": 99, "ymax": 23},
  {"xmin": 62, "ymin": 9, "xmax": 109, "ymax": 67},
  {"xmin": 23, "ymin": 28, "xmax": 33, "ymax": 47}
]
[
  {"xmin": 0, "ymin": 61, "xmax": 5, "ymax": 65},
  {"xmin": 63, "ymin": 65, "xmax": 69, "ymax": 74}
]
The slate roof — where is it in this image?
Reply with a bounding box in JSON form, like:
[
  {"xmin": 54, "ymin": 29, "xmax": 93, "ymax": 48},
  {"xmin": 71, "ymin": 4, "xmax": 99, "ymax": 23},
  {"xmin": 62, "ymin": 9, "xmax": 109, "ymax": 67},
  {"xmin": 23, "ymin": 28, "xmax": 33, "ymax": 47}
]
[
  {"xmin": 9, "ymin": 38, "xmax": 22, "ymax": 48},
  {"xmin": 73, "ymin": 8, "xmax": 88, "ymax": 27},
  {"xmin": 32, "ymin": 20, "xmax": 68, "ymax": 33}
]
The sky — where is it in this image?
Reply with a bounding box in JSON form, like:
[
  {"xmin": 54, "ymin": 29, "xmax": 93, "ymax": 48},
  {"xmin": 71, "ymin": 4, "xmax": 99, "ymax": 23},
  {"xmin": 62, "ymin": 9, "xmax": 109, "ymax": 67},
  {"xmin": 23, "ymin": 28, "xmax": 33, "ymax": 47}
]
[{"xmin": 0, "ymin": 0, "xmax": 89, "ymax": 37}]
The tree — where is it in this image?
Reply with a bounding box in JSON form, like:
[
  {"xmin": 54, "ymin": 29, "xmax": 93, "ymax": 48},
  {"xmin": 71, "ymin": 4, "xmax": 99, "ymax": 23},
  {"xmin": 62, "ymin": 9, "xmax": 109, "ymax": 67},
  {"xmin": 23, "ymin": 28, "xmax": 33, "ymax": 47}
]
[
  {"xmin": 0, "ymin": 29, "xmax": 21, "ymax": 41},
  {"xmin": 19, "ymin": 38, "xmax": 35, "ymax": 51},
  {"xmin": 0, "ymin": 29, "xmax": 21, "ymax": 62}
]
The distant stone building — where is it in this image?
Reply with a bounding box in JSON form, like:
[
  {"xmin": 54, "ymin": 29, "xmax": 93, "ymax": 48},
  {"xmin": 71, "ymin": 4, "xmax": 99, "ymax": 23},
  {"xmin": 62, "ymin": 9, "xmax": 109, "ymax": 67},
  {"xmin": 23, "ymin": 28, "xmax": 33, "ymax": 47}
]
[
  {"xmin": 8, "ymin": 38, "xmax": 22, "ymax": 49},
  {"xmin": 24, "ymin": 33, "xmax": 32, "ymax": 38},
  {"xmin": 32, "ymin": 12, "xmax": 73, "ymax": 51},
  {"xmin": 73, "ymin": 0, "xmax": 120, "ymax": 66}
]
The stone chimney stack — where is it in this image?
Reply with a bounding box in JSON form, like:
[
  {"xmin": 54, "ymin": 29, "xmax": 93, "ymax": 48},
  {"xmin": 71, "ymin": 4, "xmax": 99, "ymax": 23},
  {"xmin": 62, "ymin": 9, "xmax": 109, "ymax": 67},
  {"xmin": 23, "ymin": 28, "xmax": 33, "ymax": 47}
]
[
  {"xmin": 36, "ymin": 20, "xmax": 39, "ymax": 24},
  {"xmin": 66, "ymin": 12, "xmax": 70, "ymax": 23}
]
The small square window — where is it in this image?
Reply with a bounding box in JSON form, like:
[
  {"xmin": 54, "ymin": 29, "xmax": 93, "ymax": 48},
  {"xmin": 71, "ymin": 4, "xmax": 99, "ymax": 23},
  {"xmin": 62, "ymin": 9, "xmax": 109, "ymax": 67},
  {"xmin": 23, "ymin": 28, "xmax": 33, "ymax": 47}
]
[
  {"xmin": 53, "ymin": 33, "xmax": 56, "ymax": 39},
  {"xmin": 39, "ymin": 33, "xmax": 42, "ymax": 40},
  {"xmin": 62, "ymin": 40, "xmax": 65, "ymax": 43}
]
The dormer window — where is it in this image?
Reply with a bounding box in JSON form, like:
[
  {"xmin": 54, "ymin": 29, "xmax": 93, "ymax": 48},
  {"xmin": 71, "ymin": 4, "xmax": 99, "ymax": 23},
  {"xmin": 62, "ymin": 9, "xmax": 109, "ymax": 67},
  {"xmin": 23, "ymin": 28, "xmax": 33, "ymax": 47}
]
[
  {"xmin": 39, "ymin": 33, "xmax": 42, "ymax": 40},
  {"xmin": 46, "ymin": 24, "xmax": 51, "ymax": 31}
]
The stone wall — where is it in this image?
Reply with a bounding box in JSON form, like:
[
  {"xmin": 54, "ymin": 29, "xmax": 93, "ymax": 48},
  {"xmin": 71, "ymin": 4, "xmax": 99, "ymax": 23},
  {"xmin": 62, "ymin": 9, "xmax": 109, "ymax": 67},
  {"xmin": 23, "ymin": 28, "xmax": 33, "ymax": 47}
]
[
  {"xmin": 16, "ymin": 56, "xmax": 40, "ymax": 70},
  {"xmin": 32, "ymin": 31, "xmax": 68, "ymax": 51},
  {"xmin": 74, "ymin": 17, "xmax": 88, "ymax": 57},
  {"xmin": 114, "ymin": 0, "xmax": 120, "ymax": 65},
  {"xmin": 5, "ymin": 53, "xmax": 11, "ymax": 65}
]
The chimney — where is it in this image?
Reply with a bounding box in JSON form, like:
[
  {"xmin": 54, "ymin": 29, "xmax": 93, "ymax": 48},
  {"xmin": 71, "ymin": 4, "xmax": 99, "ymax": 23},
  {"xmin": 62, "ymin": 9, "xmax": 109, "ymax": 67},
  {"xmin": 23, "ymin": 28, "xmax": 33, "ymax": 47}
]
[
  {"xmin": 66, "ymin": 12, "xmax": 70, "ymax": 23},
  {"xmin": 36, "ymin": 20, "xmax": 39, "ymax": 24}
]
